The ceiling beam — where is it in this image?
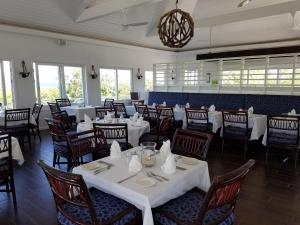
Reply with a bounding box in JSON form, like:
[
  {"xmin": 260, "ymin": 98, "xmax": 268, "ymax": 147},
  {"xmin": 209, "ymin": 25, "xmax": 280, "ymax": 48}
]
[
  {"xmin": 76, "ymin": 0, "xmax": 159, "ymax": 23},
  {"xmin": 195, "ymin": 1, "xmax": 300, "ymax": 27}
]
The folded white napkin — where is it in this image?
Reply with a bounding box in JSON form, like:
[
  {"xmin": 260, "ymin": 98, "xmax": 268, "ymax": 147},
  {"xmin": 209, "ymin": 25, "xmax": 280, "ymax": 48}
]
[
  {"xmin": 238, "ymin": 108, "xmax": 243, "ymax": 112},
  {"xmin": 160, "ymin": 140, "xmax": 171, "ymax": 160},
  {"xmin": 152, "ymin": 103, "xmax": 156, "ymax": 107},
  {"xmin": 186, "ymin": 103, "xmax": 190, "ymax": 108},
  {"xmin": 201, "ymin": 106, "xmax": 205, "ymax": 109},
  {"xmin": 110, "ymin": 141, "xmax": 122, "ymax": 160},
  {"xmin": 162, "ymin": 101, "xmax": 167, "ymax": 106},
  {"xmin": 120, "ymin": 113, "xmax": 124, "ymax": 119},
  {"xmin": 289, "ymin": 109, "xmax": 296, "ymax": 115},
  {"xmin": 161, "ymin": 153, "xmax": 176, "ymax": 175},
  {"xmin": 174, "ymin": 104, "xmax": 180, "ymax": 111},
  {"xmin": 128, "ymin": 155, "xmax": 142, "ymax": 173},
  {"xmin": 209, "ymin": 105, "xmax": 215, "ymax": 112},
  {"xmin": 84, "ymin": 114, "xmax": 92, "ymax": 124},
  {"xmin": 132, "ymin": 112, "xmax": 139, "ymax": 121},
  {"xmin": 107, "ymin": 111, "xmax": 115, "ymax": 118},
  {"xmin": 136, "ymin": 117, "xmax": 144, "ymax": 125},
  {"xmin": 248, "ymin": 106, "xmax": 254, "ymax": 115}
]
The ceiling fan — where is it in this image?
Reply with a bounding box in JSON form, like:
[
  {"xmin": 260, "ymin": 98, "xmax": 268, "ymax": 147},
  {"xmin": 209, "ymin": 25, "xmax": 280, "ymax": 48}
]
[
  {"xmin": 105, "ymin": 9, "xmax": 148, "ymax": 31},
  {"xmin": 289, "ymin": 11, "xmax": 300, "ymax": 31}
]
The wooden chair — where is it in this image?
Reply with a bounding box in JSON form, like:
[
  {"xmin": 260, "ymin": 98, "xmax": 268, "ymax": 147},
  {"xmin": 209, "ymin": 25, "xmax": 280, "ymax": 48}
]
[
  {"xmin": 45, "ymin": 118, "xmax": 73, "ymax": 170},
  {"xmin": 153, "ymin": 159, "xmax": 255, "ymax": 225},
  {"xmin": 4, "ymin": 108, "xmax": 31, "ymax": 150},
  {"xmin": 139, "ymin": 116, "xmax": 174, "ymax": 148},
  {"xmin": 67, "ymin": 129, "xmax": 109, "ymax": 166},
  {"xmin": 130, "ymin": 92, "xmax": 139, "ymax": 100},
  {"xmin": 95, "ymin": 107, "xmax": 115, "ymax": 120},
  {"xmin": 171, "ymin": 129, "xmax": 213, "ymax": 160},
  {"xmin": 30, "ymin": 103, "xmax": 43, "ymax": 141},
  {"xmin": 267, "ymin": 115, "xmax": 300, "ymax": 169},
  {"xmin": 148, "ymin": 106, "xmax": 159, "ymax": 129},
  {"xmin": 185, "ymin": 108, "xmax": 212, "ymax": 133},
  {"xmin": 132, "ymin": 100, "xmax": 144, "ymax": 105},
  {"xmin": 93, "ymin": 123, "xmax": 132, "ymax": 151},
  {"xmin": 47, "ymin": 102, "xmax": 60, "ymax": 114},
  {"xmin": 56, "ymin": 98, "xmax": 71, "ymax": 107},
  {"xmin": 104, "ymin": 98, "xmax": 114, "ymax": 108},
  {"xmin": 113, "ymin": 103, "xmax": 128, "ymax": 118},
  {"xmin": 52, "ymin": 110, "xmax": 77, "ymax": 132},
  {"xmin": 222, "ymin": 110, "xmax": 251, "ymax": 159},
  {"xmin": 0, "ymin": 134, "xmax": 16, "ymax": 209},
  {"xmin": 135, "ymin": 104, "xmax": 150, "ymax": 118},
  {"xmin": 38, "ymin": 160, "xmax": 142, "ymax": 225}
]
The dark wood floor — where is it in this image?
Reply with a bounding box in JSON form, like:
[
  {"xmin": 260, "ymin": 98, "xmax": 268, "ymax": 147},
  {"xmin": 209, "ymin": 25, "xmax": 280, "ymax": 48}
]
[{"xmin": 1, "ymin": 132, "xmax": 300, "ymax": 225}]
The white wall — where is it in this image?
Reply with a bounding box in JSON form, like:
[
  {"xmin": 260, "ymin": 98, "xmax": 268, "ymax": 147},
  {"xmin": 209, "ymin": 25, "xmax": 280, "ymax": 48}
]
[{"xmin": 0, "ymin": 30, "xmax": 176, "ymax": 128}]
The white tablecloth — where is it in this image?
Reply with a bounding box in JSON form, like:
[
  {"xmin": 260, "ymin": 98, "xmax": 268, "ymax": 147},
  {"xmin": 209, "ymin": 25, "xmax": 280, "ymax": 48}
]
[
  {"xmin": 182, "ymin": 111, "xmax": 223, "ymax": 133},
  {"xmin": 0, "ymin": 136, "xmax": 24, "ymax": 165},
  {"xmin": 61, "ymin": 106, "xmax": 98, "ymax": 122},
  {"xmin": 77, "ymin": 119, "xmax": 150, "ymax": 147},
  {"xmin": 73, "ymin": 150, "xmax": 211, "ymax": 225},
  {"xmin": 125, "ymin": 106, "xmax": 136, "ymax": 116}
]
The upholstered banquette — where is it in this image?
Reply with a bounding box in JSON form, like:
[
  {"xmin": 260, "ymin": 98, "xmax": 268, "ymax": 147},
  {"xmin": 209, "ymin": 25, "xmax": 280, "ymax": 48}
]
[{"xmin": 148, "ymin": 92, "xmax": 300, "ymax": 115}]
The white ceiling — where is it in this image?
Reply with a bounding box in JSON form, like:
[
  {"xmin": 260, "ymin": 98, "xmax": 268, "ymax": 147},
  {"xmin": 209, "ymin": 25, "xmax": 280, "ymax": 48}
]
[{"xmin": 0, "ymin": 0, "xmax": 300, "ymax": 51}]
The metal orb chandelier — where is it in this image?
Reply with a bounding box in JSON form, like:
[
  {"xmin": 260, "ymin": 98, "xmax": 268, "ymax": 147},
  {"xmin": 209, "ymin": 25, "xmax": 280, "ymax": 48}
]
[{"xmin": 158, "ymin": 0, "xmax": 194, "ymax": 48}]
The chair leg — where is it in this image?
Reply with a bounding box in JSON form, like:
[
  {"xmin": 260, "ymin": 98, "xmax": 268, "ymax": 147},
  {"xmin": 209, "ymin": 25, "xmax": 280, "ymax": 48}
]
[
  {"xmin": 31, "ymin": 127, "xmax": 36, "ymax": 139},
  {"xmin": 27, "ymin": 132, "xmax": 32, "ymax": 150},
  {"xmin": 10, "ymin": 177, "xmax": 17, "ymax": 209},
  {"xmin": 295, "ymin": 149, "xmax": 299, "ymax": 170},
  {"xmin": 244, "ymin": 140, "xmax": 248, "ymax": 159},
  {"xmin": 265, "ymin": 146, "xmax": 269, "ymax": 165},
  {"xmin": 221, "ymin": 138, "xmax": 225, "ymax": 153},
  {"xmin": 53, "ymin": 153, "xmax": 57, "ymax": 167},
  {"xmin": 37, "ymin": 128, "xmax": 42, "ymax": 142}
]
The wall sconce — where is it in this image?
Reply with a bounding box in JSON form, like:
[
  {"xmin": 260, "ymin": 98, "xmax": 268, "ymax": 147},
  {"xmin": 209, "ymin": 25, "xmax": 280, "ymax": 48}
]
[
  {"xmin": 136, "ymin": 68, "xmax": 143, "ymax": 80},
  {"xmin": 171, "ymin": 70, "xmax": 176, "ymax": 80},
  {"xmin": 90, "ymin": 65, "xmax": 98, "ymax": 79},
  {"xmin": 19, "ymin": 60, "xmax": 30, "ymax": 78}
]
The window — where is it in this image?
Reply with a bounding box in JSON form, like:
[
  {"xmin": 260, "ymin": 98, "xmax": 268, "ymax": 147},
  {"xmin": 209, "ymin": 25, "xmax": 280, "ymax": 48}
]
[
  {"xmin": 0, "ymin": 60, "xmax": 14, "ymax": 107},
  {"xmin": 34, "ymin": 63, "xmax": 84, "ymax": 105},
  {"xmin": 99, "ymin": 68, "xmax": 132, "ymax": 101},
  {"xmin": 145, "ymin": 71, "xmax": 153, "ymax": 91},
  {"xmin": 184, "ymin": 70, "xmax": 198, "ymax": 86},
  {"xmin": 154, "ymin": 63, "xmax": 176, "ymax": 86}
]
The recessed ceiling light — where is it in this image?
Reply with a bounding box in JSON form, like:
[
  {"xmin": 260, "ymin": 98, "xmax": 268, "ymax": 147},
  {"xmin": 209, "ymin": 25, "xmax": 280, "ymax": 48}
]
[{"xmin": 238, "ymin": 0, "xmax": 252, "ymax": 8}]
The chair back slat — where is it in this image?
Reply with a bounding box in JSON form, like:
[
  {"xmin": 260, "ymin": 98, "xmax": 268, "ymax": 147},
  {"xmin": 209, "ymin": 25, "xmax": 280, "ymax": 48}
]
[
  {"xmin": 135, "ymin": 104, "xmax": 149, "ymax": 118},
  {"xmin": 5, "ymin": 108, "xmax": 30, "ymax": 129},
  {"xmin": 38, "ymin": 160, "xmax": 98, "ymax": 225},
  {"xmin": 156, "ymin": 106, "xmax": 174, "ymax": 120},
  {"xmin": 171, "ymin": 129, "xmax": 212, "ymax": 160},
  {"xmin": 159, "ymin": 116, "xmax": 173, "ymax": 137},
  {"xmin": 32, "ymin": 103, "xmax": 43, "ymax": 123},
  {"xmin": 48, "ymin": 102, "xmax": 60, "ymax": 114},
  {"xmin": 93, "ymin": 123, "xmax": 128, "ymax": 149},
  {"xmin": 45, "ymin": 118, "xmax": 67, "ymax": 142},
  {"xmin": 95, "ymin": 107, "xmax": 115, "ymax": 120},
  {"xmin": 52, "ymin": 110, "xmax": 74, "ymax": 131},
  {"xmin": 132, "ymin": 100, "xmax": 144, "ymax": 105},
  {"xmin": 113, "ymin": 103, "xmax": 127, "ymax": 117},
  {"xmin": 197, "ymin": 159, "xmax": 255, "ymax": 224},
  {"xmin": 56, "ymin": 98, "xmax": 71, "ymax": 107},
  {"xmin": 67, "ymin": 129, "xmax": 108, "ymax": 166},
  {"xmin": 267, "ymin": 115, "xmax": 300, "ymax": 146},
  {"xmin": 222, "ymin": 110, "xmax": 249, "ymax": 137},
  {"xmin": 104, "ymin": 99, "xmax": 114, "ymax": 108},
  {"xmin": 0, "ymin": 134, "xmax": 12, "ymax": 178}
]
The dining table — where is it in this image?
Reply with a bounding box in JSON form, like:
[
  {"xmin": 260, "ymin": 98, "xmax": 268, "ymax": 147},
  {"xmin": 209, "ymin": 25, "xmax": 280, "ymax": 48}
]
[
  {"xmin": 73, "ymin": 148, "xmax": 211, "ymax": 225},
  {"xmin": 61, "ymin": 105, "xmax": 98, "ymax": 123},
  {"xmin": 77, "ymin": 118, "xmax": 151, "ymax": 147},
  {"xmin": 0, "ymin": 136, "xmax": 24, "ymax": 165}
]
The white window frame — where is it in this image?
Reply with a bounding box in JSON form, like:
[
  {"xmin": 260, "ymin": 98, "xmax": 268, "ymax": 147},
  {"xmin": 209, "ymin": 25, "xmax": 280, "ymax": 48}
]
[
  {"xmin": 99, "ymin": 67, "xmax": 133, "ymax": 101},
  {"xmin": 0, "ymin": 59, "xmax": 15, "ymax": 107},
  {"xmin": 34, "ymin": 62, "xmax": 86, "ymax": 104}
]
